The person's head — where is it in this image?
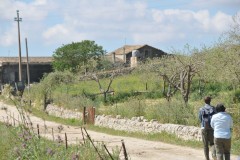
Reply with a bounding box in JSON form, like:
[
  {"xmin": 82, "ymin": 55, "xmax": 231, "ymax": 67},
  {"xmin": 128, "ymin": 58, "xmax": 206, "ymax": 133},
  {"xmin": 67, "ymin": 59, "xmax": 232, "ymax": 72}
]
[
  {"xmin": 216, "ymin": 103, "xmax": 226, "ymax": 113},
  {"xmin": 204, "ymin": 96, "xmax": 211, "ymax": 104}
]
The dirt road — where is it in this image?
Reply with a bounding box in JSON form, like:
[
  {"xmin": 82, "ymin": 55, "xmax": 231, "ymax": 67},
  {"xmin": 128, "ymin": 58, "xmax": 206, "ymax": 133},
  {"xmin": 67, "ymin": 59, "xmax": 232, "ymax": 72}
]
[{"xmin": 0, "ymin": 102, "xmax": 238, "ymax": 160}]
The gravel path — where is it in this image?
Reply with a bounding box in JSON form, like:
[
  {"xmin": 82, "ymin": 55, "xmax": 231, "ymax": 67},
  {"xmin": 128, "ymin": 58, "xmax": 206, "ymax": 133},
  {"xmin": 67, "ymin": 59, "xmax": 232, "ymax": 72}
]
[{"xmin": 0, "ymin": 101, "xmax": 238, "ymax": 160}]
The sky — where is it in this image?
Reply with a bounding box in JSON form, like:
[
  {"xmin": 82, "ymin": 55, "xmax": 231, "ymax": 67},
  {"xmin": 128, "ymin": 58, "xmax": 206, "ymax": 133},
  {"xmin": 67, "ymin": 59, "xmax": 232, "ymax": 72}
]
[{"xmin": 0, "ymin": 0, "xmax": 239, "ymax": 57}]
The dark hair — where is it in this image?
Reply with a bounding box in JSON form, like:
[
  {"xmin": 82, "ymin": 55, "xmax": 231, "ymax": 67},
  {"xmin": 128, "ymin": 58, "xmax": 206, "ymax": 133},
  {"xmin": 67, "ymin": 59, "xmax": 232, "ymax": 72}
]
[
  {"xmin": 216, "ymin": 103, "xmax": 225, "ymax": 112},
  {"xmin": 204, "ymin": 96, "xmax": 211, "ymax": 104}
]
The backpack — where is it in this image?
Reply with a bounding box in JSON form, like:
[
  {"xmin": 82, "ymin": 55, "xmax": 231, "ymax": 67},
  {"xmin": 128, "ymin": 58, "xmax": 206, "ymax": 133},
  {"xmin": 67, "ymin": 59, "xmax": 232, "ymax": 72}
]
[{"xmin": 201, "ymin": 107, "xmax": 215, "ymax": 129}]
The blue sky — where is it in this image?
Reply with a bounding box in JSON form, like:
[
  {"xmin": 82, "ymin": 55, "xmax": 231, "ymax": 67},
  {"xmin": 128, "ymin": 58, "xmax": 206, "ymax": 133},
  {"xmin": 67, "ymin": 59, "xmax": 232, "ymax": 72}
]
[{"xmin": 0, "ymin": 0, "xmax": 239, "ymax": 57}]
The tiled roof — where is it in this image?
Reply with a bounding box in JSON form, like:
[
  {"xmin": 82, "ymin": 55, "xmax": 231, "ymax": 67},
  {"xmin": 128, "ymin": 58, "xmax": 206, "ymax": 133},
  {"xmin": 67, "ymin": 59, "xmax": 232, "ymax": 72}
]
[
  {"xmin": 108, "ymin": 45, "xmax": 145, "ymax": 55},
  {"xmin": 0, "ymin": 57, "xmax": 52, "ymax": 65}
]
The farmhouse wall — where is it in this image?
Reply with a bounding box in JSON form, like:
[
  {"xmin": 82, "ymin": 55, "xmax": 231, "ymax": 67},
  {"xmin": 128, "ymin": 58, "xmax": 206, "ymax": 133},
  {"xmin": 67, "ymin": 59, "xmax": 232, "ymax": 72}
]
[{"xmin": 46, "ymin": 104, "xmax": 202, "ymax": 141}]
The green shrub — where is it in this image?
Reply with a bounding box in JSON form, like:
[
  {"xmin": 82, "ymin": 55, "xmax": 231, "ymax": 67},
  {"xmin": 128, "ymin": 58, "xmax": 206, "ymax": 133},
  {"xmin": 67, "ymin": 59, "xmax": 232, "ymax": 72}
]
[
  {"xmin": 105, "ymin": 98, "xmax": 197, "ymax": 126},
  {"xmin": 106, "ymin": 98, "xmax": 146, "ymax": 118},
  {"xmin": 144, "ymin": 100, "xmax": 197, "ymax": 125},
  {"xmin": 52, "ymin": 93, "xmax": 98, "ymax": 110},
  {"xmin": 233, "ymin": 89, "xmax": 240, "ymax": 103},
  {"xmin": 145, "ymin": 91, "xmax": 164, "ymax": 99},
  {"xmin": 106, "ymin": 91, "xmax": 136, "ymax": 104}
]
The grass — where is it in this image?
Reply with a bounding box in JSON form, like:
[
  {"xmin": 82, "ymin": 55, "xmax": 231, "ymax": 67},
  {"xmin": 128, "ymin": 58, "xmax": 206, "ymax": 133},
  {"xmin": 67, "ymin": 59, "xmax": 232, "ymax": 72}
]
[
  {"xmin": 0, "ymin": 123, "xmax": 13, "ymax": 159},
  {"xmin": 56, "ymin": 73, "xmax": 161, "ymax": 96},
  {"xmin": 29, "ymin": 107, "xmax": 83, "ymax": 126},
  {"xmin": 0, "ymin": 116, "xmax": 119, "ymax": 160}
]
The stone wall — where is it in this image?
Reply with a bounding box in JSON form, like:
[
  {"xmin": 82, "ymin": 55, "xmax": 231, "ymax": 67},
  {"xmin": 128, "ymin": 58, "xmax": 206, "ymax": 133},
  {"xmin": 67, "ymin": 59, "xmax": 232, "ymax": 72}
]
[
  {"xmin": 95, "ymin": 115, "xmax": 202, "ymax": 141},
  {"xmin": 46, "ymin": 104, "xmax": 202, "ymax": 141},
  {"xmin": 46, "ymin": 104, "xmax": 82, "ymax": 119}
]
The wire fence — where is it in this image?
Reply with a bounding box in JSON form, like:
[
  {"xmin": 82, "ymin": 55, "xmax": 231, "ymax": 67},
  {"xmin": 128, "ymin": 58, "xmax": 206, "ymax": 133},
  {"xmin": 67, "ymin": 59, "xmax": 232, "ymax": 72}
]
[{"xmin": 0, "ymin": 110, "xmax": 129, "ymax": 160}]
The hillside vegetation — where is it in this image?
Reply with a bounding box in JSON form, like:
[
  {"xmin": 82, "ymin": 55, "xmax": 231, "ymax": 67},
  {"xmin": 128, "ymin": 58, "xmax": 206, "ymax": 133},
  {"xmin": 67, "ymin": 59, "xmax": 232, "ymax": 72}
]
[{"xmin": 23, "ymin": 42, "xmax": 240, "ymax": 137}]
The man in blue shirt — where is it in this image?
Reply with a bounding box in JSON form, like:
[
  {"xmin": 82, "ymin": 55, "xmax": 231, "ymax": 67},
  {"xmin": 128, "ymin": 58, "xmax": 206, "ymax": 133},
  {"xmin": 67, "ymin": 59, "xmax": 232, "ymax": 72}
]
[
  {"xmin": 199, "ymin": 96, "xmax": 216, "ymax": 160},
  {"xmin": 211, "ymin": 103, "xmax": 233, "ymax": 160}
]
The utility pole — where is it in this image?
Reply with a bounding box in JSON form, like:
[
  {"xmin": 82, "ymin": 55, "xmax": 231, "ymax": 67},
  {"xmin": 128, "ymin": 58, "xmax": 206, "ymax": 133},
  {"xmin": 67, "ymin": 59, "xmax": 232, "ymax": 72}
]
[
  {"xmin": 25, "ymin": 38, "xmax": 30, "ymax": 89},
  {"xmin": 14, "ymin": 10, "xmax": 22, "ymax": 82},
  {"xmin": 25, "ymin": 38, "xmax": 31, "ymax": 106}
]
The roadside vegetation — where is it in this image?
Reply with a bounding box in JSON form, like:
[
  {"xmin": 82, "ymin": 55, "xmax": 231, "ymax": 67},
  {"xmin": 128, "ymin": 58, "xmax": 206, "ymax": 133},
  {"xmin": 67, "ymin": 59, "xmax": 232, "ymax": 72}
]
[{"xmin": 0, "ymin": 121, "xmax": 120, "ymax": 160}]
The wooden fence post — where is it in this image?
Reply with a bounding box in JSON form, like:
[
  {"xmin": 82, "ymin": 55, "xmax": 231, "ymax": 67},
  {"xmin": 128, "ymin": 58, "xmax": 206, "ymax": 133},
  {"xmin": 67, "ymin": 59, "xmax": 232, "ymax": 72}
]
[
  {"xmin": 103, "ymin": 144, "xmax": 114, "ymax": 160},
  {"xmin": 83, "ymin": 107, "xmax": 86, "ymax": 124},
  {"xmin": 121, "ymin": 139, "xmax": 128, "ymax": 160},
  {"xmin": 37, "ymin": 124, "xmax": 40, "ymax": 139},
  {"xmin": 65, "ymin": 133, "xmax": 68, "ymax": 150},
  {"xmin": 81, "ymin": 127, "xmax": 85, "ymax": 144},
  {"xmin": 83, "ymin": 127, "xmax": 103, "ymax": 160}
]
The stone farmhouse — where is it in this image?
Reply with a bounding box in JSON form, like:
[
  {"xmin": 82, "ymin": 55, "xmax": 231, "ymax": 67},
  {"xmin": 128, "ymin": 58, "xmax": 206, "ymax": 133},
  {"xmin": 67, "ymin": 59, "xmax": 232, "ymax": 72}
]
[
  {"xmin": 0, "ymin": 57, "xmax": 53, "ymax": 85},
  {"xmin": 107, "ymin": 44, "xmax": 167, "ymax": 67}
]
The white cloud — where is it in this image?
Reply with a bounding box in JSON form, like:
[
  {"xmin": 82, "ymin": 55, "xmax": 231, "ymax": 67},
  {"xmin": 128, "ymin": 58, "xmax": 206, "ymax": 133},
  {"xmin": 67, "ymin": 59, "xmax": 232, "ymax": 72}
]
[
  {"xmin": 38, "ymin": 1, "xmax": 237, "ymax": 49},
  {"xmin": 151, "ymin": 9, "xmax": 233, "ymax": 34},
  {"xmin": 42, "ymin": 24, "xmax": 90, "ymax": 45},
  {"xmin": 0, "ymin": 0, "xmax": 238, "ymax": 56},
  {"xmin": 43, "ymin": 24, "xmax": 69, "ymax": 40},
  {"xmin": 0, "ymin": 25, "xmax": 17, "ymax": 46},
  {"xmin": 193, "ymin": 10, "xmax": 210, "ymax": 30},
  {"xmin": 211, "ymin": 12, "xmax": 233, "ymax": 32}
]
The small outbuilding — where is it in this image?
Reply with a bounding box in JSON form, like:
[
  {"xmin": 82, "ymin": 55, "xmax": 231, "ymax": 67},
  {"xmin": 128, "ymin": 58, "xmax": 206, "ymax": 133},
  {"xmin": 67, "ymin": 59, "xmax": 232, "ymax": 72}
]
[{"xmin": 0, "ymin": 57, "xmax": 53, "ymax": 85}]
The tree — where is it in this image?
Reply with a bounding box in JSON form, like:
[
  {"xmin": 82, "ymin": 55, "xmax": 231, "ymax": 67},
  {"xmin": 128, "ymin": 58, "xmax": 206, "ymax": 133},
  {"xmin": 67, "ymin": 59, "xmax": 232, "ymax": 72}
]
[
  {"xmin": 37, "ymin": 71, "xmax": 75, "ymax": 110},
  {"xmin": 141, "ymin": 45, "xmax": 204, "ymax": 104},
  {"xmin": 227, "ymin": 14, "xmax": 240, "ymax": 44},
  {"xmin": 222, "ymin": 14, "xmax": 240, "ymax": 86},
  {"xmin": 201, "ymin": 15, "xmax": 240, "ymax": 88},
  {"xmin": 92, "ymin": 73, "xmax": 115, "ymax": 102},
  {"xmin": 52, "ymin": 40, "xmax": 106, "ymax": 72}
]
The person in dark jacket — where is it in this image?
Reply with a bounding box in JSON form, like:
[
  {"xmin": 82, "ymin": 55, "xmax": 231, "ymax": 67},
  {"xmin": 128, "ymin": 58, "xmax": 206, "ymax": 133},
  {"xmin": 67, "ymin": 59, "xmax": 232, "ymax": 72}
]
[{"xmin": 199, "ymin": 96, "xmax": 217, "ymax": 160}]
